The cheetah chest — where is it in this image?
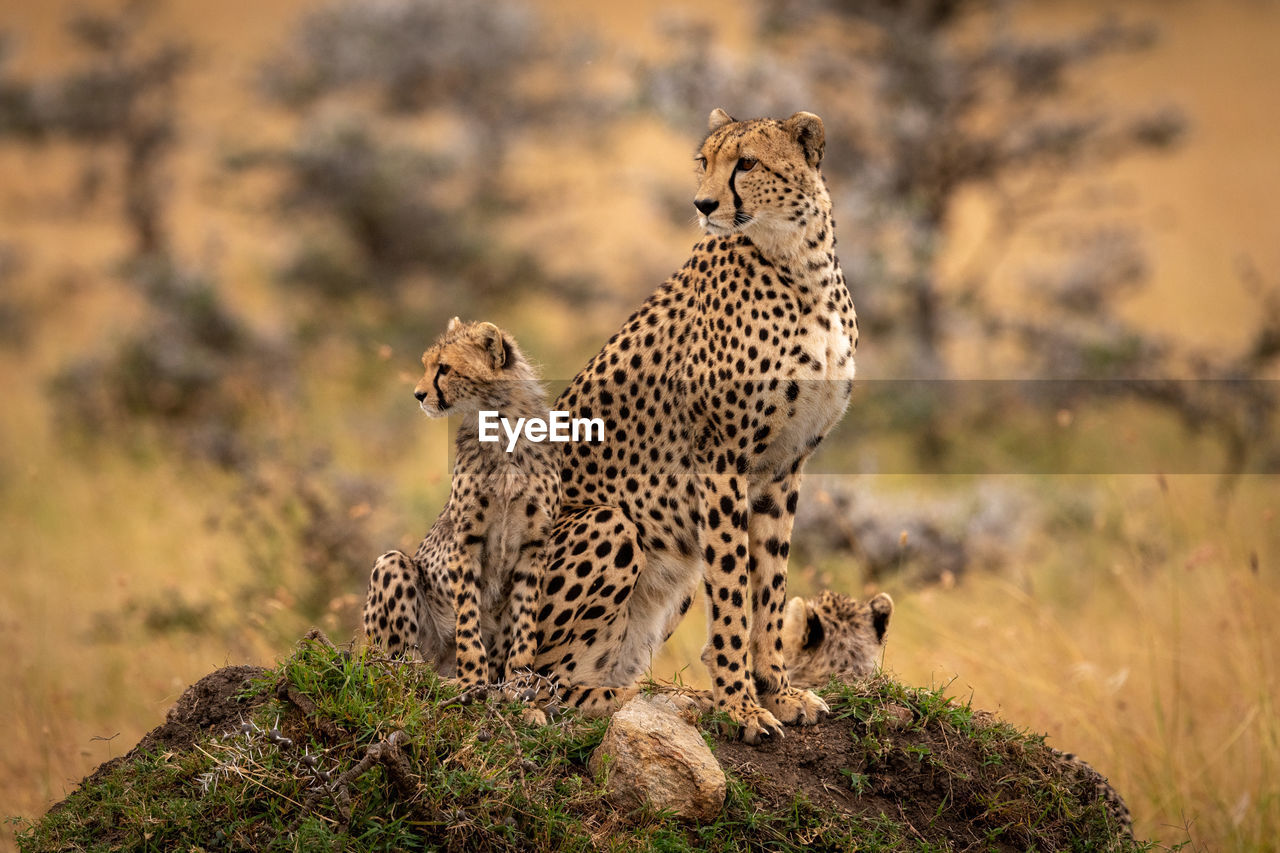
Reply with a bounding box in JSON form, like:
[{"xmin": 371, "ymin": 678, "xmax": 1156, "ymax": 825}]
[
  {"xmin": 760, "ymin": 309, "xmax": 856, "ymax": 473},
  {"xmin": 474, "ymin": 467, "xmax": 536, "ymax": 599}
]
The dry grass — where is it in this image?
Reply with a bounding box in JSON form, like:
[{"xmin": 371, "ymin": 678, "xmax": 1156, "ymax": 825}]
[
  {"xmin": 843, "ymin": 476, "xmax": 1278, "ymax": 849},
  {"xmin": 7, "ymin": 454, "xmax": 1273, "ymax": 850}
]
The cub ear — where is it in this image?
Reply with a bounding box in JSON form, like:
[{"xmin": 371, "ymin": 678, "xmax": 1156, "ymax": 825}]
[
  {"xmin": 446, "ymin": 316, "xmax": 463, "ymax": 332},
  {"xmin": 784, "ymin": 111, "xmax": 825, "ymax": 168},
  {"xmin": 708, "ymin": 108, "xmax": 735, "ymax": 132},
  {"xmin": 802, "ymin": 603, "xmax": 826, "ymax": 651},
  {"xmin": 477, "ymin": 322, "xmax": 506, "ymax": 369},
  {"xmin": 869, "ymin": 592, "xmax": 894, "ymax": 643}
]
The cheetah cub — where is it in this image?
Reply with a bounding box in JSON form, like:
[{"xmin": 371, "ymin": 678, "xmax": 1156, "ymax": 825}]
[
  {"xmin": 780, "ymin": 590, "xmax": 894, "ymax": 689},
  {"xmin": 362, "ymin": 318, "xmax": 560, "ymax": 694}
]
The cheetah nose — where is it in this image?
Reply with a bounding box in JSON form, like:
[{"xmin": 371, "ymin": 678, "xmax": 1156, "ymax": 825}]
[
  {"xmin": 693, "ymin": 197, "xmax": 719, "ymax": 216},
  {"xmin": 414, "ymin": 390, "xmax": 427, "ymax": 403}
]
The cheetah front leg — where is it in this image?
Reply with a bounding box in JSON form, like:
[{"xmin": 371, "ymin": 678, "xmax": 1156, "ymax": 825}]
[
  {"xmin": 497, "ymin": 536, "xmax": 548, "ymax": 677},
  {"xmin": 448, "ymin": 537, "xmax": 490, "ymax": 695},
  {"xmin": 748, "ymin": 473, "xmax": 828, "ymax": 726},
  {"xmin": 699, "ymin": 470, "xmax": 785, "ymax": 744}
]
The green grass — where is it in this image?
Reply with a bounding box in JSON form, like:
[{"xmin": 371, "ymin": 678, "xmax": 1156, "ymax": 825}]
[{"xmin": 15, "ymin": 636, "xmax": 1152, "ymax": 852}]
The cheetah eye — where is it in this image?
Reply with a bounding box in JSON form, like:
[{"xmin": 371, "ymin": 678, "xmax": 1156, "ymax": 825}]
[
  {"xmin": 695, "ymin": 156, "xmax": 707, "ymax": 171},
  {"xmin": 437, "ymin": 363, "xmax": 451, "ymax": 375},
  {"xmin": 737, "ymin": 157, "xmax": 758, "ymax": 172}
]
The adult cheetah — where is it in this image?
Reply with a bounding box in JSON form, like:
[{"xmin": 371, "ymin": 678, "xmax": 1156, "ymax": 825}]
[{"xmin": 536, "ymin": 108, "xmax": 859, "ymax": 743}]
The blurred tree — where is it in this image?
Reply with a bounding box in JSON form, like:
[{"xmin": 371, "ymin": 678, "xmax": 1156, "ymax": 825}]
[
  {"xmin": 0, "ymin": 3, "xmax": 290, "ymax": 466},
  {"xmin": 234, "ymin": 0, "xmax": 599, "ymax": 322},
  {"xmin": 0, "ymin": 0, "xmax": 188, "ymax": 258}
]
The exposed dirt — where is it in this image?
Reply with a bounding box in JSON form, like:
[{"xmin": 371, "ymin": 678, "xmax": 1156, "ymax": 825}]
[
  {"xmin": 712, "ymin": 701, "xmax": 1123, "ymax": 851},
  {"xmin": 715, "ymin": 706, "xmax": 1002, "ymax": 850}
]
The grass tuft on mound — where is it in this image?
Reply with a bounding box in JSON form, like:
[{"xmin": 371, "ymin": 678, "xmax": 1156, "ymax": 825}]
[{"xmin": 16, "ymin": 635, "xmax": 1154, "ymax": 852}]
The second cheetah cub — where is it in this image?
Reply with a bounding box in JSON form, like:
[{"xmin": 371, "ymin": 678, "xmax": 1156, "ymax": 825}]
[{"xmin": 363, "ymin": 318, "xmax": 560, "ymax": 694}]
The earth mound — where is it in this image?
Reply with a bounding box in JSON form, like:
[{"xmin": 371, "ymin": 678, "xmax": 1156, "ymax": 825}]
[{"xmin": 18, "ymin": 635, "xmax": 1137, "ymax": 851}]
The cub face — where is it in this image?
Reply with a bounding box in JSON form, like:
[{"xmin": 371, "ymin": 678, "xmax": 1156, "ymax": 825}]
[
  {"xmin": 413, "ymin": 316, "xmax": 516, "ymax": 417},
  {"xmin": 780, "ymin": 590, "xmax": 894, "ymax": 689},
  {"xmin": 692, "ymin": 108, "xmax": 827, "ymax": 239}
]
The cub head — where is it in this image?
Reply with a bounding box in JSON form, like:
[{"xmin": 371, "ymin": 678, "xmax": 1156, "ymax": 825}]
[
  {"xmin": 693, "ymin": 108, "xmax": 828, "ymax": 241},
  {"xmin": 413, "ymin": 317, "xmax": 525, "ymax": 416},
  {"xmin": 780, "ymin": 590, "xmax": 893, "ymax": 689}
]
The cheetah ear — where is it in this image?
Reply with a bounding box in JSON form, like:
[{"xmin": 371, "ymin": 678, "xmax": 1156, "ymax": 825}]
[
  {"xmin": 708, "ymin": 108, "xmax": 735, "ymax": 132},
  {"xmin": 869, "ymin": 592, "xmax": 894, "ymax": 643},
  {"xmin": 802, "ymin": 603, "xmax": 826, "ymax": 651},
  {"xmin": 446, "ymin": 316, "xmax": 463, "ymax": 332},
  {"xmin": 784, "ymin": 597, "xmax": 825, "ymax": 652},
  {"xmin": 477, "ymin": 322, "xmax": 507, "ymax": 369},
  {"xmin": 784, "ymin": 111, "xmax": 825, "ymax": 168}
]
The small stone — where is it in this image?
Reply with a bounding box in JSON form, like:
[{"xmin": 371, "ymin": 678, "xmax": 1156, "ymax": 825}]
[
  {"xmin": 589, "ymin": 694, "xmax": 726, "ymax": 821},
  {"xmin": 883, "ymin": 703, "xmax": 914, "ymax": 729}
]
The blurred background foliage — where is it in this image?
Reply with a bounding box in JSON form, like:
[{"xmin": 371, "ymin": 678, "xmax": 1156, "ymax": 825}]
[{"xmin": 1, "ymin": 0, "xmax": 1277, "ymax": 848}]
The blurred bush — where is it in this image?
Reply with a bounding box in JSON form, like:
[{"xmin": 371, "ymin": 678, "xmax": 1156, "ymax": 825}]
[
  {"xmin": 230, "ymin": 117, "xmax": 471, "ymax": 298},
  {"xmin": 225, "ymin": 451, "xmax": 386, "ymax": 633},
  {"xmin": 49, "ymin": 256, "xmax": 288, "ymax": 467},
  {"xmin": 0, "ymin": 0, "xmax": 187, "ymax": 256},
  {"xmin": 0, "ymin": 243, "xmax": 29, "ymax": 348},
  {"xmin": 232, "ymin": 0, "xmax": 603, "ymax": 335}
]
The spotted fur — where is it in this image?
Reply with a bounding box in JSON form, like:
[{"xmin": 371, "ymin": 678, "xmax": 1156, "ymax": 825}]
[
  {"xmin": 780, "ymin": 590, "xmax": 893, "ymax": 688},
  {"xmin": 524, "ymin": 108, "xmax": 859, "ymax": 742},
  {"xmin": 362, "ymin": 318, "xmax": 560, "ymax": 694}
]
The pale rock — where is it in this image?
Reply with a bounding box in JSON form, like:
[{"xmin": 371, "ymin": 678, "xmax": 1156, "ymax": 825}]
[{"xmin": 589, "ymin": 694, "xmax": 726, "ymax": 821}]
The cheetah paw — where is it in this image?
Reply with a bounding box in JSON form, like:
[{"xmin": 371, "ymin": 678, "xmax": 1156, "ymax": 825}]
[
  {"xmin": 761, "ymin": 686, "xmax": 829, "ymax": 726},
  {"xmin": 719, "ymin": 699, "xmax": 785, "ymax": 745}
]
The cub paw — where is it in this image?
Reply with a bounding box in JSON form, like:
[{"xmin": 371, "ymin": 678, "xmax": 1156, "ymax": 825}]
[
  {"xmin": 667, "ymin": 688, "xmax": 714, "ymax": 715},
  {"xmin": 519, "ymin": 707, "xmax": 549, "ymax": 727},
  {"xmin": 445, "ymin": 677, "xmax": 490, "ymax": 705},
  {"xmin": 761, "ymin": 686, "xmax": 829, "ymax": 726}
]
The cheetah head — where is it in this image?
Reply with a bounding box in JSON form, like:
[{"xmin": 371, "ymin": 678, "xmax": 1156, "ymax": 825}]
[
  {"xmin": 780, "ymin": 590, "xmax": 893, "ymax": 689},
  {"xmin": 413, "ymin": 317, "xmax": 528, "ymax": 417},
  {"xmin": 693, "ymin": 108, "xmax": 827, "ymax": 242}
]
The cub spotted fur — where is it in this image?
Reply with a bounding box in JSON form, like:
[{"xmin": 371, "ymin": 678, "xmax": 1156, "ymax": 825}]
[
  {"xmin": 362, "ymin": 318, "xmax": 560, "ymax": 693},
  {"xmin": 781, "ymin": 590, "xmax": 893, "ymax": 688}
]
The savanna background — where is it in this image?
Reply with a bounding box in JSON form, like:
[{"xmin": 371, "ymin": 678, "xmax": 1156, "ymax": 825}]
[{"xmin": 1, "ymin": 0, "xmax": 1277, "ymax": 849}]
